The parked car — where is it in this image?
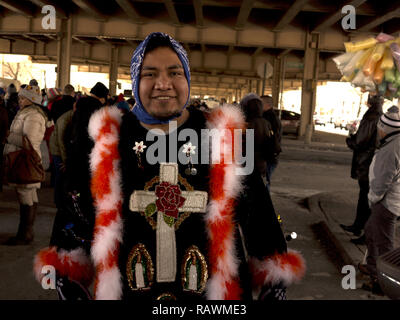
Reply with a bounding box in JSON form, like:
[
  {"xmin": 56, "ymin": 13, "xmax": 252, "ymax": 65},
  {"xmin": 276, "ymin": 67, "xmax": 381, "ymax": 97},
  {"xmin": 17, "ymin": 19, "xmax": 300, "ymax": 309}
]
[
  {"xmin": 274, "ymin": 109, "xmax": 300, "ymax": 135},
  {"xmin": 334, "ymin": 118, "xmax": 346, "ymax": 129},
  {"xmin": 314, "ymin": 116, "xmax": 326, "ymax": 126}
]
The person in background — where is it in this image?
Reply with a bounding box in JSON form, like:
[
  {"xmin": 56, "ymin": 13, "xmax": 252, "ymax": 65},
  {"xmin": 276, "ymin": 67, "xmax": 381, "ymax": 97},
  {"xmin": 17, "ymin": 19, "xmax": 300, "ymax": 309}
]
[
  {"xmin": 46, "ymin": 88, "xmax": 62, "ymax": 112},
  {"xmin": 29, "ymin": 79, "xmax": 39, "ymax": 87},
  {"xmin": 358, "ymin": 105, "xmax": 400, "ymax": 295},
  {"xmin": 340, "ymin": 94, "xmax": 383, "ymax": 244},
  {"xmin": 0, "ymin": 93, "xmax": 9, "ymax": 191},
  {"xmin": 3, "ymin": 85, "xmax": 48, "ymax": 245},
  {"xmin": 116, "ymin": 100, "xmax": 131, "ymax": 115},
  {"xmin": 50, "ymin": 84, "xmax": 75, "ymax": 123},
  {"xmin": 261, "ymin": 95, "xmax": 282, "ymax": 189},
  {"xmin": 127, "ymin": 97, "xmax": 135, "ymax": 110},
  {"xmin": 49, "ymin": 106, "xmax": 74, "ymax": 206},
  {"xmin": 5, "ymin": 84, "xmax": 18, "ymax": 127},
  {"xmin": 64, "ymin": 81, "xmax": 109, "ymax": 224},
  {"xmin": 240, "ymin": 93, "xmax": 272, "ymax": 185}
]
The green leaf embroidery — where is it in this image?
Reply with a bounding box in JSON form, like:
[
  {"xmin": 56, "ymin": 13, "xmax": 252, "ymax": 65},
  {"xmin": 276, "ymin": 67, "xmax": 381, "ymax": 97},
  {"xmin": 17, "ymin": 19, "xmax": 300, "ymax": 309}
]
[
  {"xmin": 163, "ymin": 215, "xmax": 175, "ymax": 227},
  {"xmin": 145, "ymin": 203, "xmax": 157, "ymax": 217}
]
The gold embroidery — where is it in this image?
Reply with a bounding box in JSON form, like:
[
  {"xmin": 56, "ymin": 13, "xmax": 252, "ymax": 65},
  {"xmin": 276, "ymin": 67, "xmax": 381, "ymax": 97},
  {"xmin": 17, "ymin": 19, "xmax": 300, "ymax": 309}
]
[
  {"xmin": 126, "ymin": 243, "xmax": 154, "ymax": 291},
  {"xmin": 156, "ymin": 292, "xmax": 177, "ymax": 300},
  {"xmin": 181, "ymin": 245, "xmax": 208, "ymax": 294},
  {"xmin": 137, "ymin": 174, "xmax": 201, "ymax": 230}
]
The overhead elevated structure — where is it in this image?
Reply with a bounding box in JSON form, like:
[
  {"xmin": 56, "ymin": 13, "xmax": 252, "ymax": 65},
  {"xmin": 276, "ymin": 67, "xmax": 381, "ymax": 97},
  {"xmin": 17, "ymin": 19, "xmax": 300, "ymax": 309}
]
[{"xmin": 0, "ymin": 0, "xmax": 397, "ymax": 140}]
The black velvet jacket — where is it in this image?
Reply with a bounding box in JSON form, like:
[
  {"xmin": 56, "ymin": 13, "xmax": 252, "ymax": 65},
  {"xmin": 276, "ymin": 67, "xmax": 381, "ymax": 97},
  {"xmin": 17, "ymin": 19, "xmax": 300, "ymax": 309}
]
[{"xmin": 49, "ymin": 107, "xmax": 287, "ymax": 300}]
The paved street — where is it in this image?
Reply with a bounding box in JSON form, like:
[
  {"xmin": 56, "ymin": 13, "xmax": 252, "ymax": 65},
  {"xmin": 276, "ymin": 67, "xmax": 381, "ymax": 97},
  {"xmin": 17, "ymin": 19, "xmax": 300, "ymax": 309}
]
[{"xmin": 0, "ymin": 130, "xmax": 390, "ymax": 300}]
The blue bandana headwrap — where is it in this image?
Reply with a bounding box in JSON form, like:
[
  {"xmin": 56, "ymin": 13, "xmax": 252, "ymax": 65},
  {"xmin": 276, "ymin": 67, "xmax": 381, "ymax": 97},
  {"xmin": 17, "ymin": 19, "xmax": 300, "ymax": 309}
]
[{"xmin": 130, "ymin": 32, "xmax": 191, "ymax": 124}]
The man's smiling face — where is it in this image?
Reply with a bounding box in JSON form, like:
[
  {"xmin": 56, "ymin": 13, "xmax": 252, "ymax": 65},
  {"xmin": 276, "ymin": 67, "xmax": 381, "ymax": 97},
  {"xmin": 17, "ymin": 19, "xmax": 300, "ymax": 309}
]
[{"xmin": 139, "ymin": 46, "xmax": 189, "ymax": 120}]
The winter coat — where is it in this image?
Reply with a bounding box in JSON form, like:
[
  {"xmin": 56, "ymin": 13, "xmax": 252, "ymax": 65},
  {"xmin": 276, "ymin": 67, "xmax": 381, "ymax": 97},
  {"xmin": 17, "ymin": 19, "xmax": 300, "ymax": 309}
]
[
  {"xmin": 5, "ymin": 92, "xmax": 19, "ymax": 128},
  {"xmin": 50, "ymin": 95, "xmax": 75, "ymax": 123},
  {"xmin": 263, "ymin": 109, "xmax": 282, "ymax": 163},
  {"xmin": 63, "ymin": 96, "xmax": 103, "ymax": 230},
  {"xmin": 3, "ymin": 104, "xmax": 47, "ymax": 188},
  {"xmin": 368, "ymin": 131, "xmax": 400, "ymax": 216},
  {"xmin": 0, "ymin": 104, "xmax": 8, "ymax": 145},
  {"xmin": 49, "ymin": 109, "xmax": 73, "ymax": 163},
  {"xmin": 346, "ymin": 104, "xmax": 382, "ymax": 182},
  {"xmin": 242, "ymin": 100, "xmax": 272, "ymax": 176}
]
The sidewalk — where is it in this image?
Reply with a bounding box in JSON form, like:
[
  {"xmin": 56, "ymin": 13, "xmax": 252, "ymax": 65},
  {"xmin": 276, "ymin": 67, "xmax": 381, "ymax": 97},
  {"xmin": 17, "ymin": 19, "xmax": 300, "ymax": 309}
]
[
  {"xmin": 283, "ymin": 130, "xmax": 349, "ymax": 152},
  {"xmin": 306, "ymin": 184, "xmax": 400, "ymax": 284},
  {"xmin": 0, "ymin": 183, "xmax": 58, "ymax": 300}
]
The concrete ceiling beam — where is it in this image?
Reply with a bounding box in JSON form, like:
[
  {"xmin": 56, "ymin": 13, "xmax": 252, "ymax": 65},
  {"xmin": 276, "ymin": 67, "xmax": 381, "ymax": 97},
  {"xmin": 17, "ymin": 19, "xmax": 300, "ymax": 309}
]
[
  {"xmin": 235, "ymin": 0, "xmax": 257, "ymax": 30},
  {"xmin": 312, "ymin": 0, "xmax": 367, "ymax": 32},
  {"xmin": 71, "ymin": 0, "xmax": 108, "ymax": 21},
  {"xmin": 0, "ymin": 0, "xmax": 34, "ymax": 17},
  {"xmin": 115, "ymin": 0, "xmax": 144, "ymax": 24},
  {"xmin": 273, "ymin": 0, "xmax": 310, "ymax": 32}
]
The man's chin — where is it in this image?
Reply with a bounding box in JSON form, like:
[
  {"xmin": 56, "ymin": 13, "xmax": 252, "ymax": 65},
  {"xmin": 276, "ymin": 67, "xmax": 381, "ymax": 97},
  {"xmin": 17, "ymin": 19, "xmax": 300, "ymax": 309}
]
[{"xmin": 150, "ymin": 111, "xmax": 182, "ymax": 121}]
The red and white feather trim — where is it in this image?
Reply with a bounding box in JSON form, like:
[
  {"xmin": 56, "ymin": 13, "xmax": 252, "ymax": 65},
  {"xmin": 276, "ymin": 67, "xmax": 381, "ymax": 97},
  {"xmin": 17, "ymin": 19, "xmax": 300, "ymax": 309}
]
[
  {"xmin": 33, "ymin": 246, "xmax": 94, "ymax": 287},
  {"xmin": 249, "ymin": 249, "xmax": 306, "ymax": 298},
  {"xmin": 205, "ymin": 105, "xmax": 246, "ymax": 300},
  {"xmin": 88, "ymin": 106, "xmax": 124, "ymax": 300}
]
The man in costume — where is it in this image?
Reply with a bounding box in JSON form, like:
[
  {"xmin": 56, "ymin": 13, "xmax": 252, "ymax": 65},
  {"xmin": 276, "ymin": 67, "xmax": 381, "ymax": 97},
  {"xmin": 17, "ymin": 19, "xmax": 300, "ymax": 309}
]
[{"xmin": 34, "ymin": 32, "xmax": 305, "ymax": 300}]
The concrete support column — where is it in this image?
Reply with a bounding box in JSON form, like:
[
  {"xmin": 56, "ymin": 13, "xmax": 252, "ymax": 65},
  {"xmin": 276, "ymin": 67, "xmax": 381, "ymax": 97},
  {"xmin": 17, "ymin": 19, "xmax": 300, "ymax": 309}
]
[
  {"xmin": 56, "ymin": 18, "xmax": 72, "ymax": 89},
  {"xmin": 257, "ymin": 79, "xmax": 261, "ymax": 96},
  {"xmin": 109, "ymin": 46, "xmax": 119, "ymax": 96},
  {"xmin": 300, "ymin": 32, "xmax": 319, "ymax": 143},
  {"xmin": 272, "ymin": 57, "xmax": 282, "ymax": 109}
]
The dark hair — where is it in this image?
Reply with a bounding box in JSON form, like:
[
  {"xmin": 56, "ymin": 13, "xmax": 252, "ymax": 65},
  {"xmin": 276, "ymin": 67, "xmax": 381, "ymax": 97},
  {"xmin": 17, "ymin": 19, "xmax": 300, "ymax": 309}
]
[
  {"xmin": 242, "ymin": 98, "xmax": 263, "ymax": 121},
  {"xmin": 261, "ymin": 95, "xmax": 273, "ymax": 107},
  {"xmin": 144, "ymin": 34, "xmax": 175, "ymax": 55},
  {"xmin": 367, "ymin": 94, "xmax": 384, "ymax": 109}
]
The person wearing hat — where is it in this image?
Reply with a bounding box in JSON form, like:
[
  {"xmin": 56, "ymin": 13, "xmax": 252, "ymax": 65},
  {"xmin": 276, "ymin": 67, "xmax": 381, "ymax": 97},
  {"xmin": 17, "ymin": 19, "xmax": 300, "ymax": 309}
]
[
  {"xmin": 3, "ymin": 85, "xmax": 48, "ymax": 245},
  {"xmin": 357, "ymin": 105, "xmax": 400, "ymax": 294},
  {"xmin": 45, "ymin": 87, "xmax": 62, "ymax": 111},
  {"xmin": 116, "ymin": 100, "xmax": 131, "ymax": 115},
  {"xmin": 340, "ymin": 94, "xmax": 383, "ymax": 244},
  {"xmin": 35, "ymin": 33, "xmax": 304, "ymax": 300}
]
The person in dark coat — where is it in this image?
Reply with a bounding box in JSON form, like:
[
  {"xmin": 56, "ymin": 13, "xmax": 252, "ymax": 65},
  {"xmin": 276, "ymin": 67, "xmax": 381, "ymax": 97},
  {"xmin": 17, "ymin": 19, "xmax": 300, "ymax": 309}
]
[
  {"xmin": 261, "ymin": 95, "xmax": 282, "ymax": 188},
  {"xmin": 340, "ymin": 94, "xmax": 383, "ymax": 243},
  {"xmin": 240, "ymin": 93, "xmax": 272, "ymax": 182},
  {"xmin": 48, "ymin": 82, "xmax": 109, "ymax": 247},
  {"xmin": 5, "ymin": 84, "xmax": 19, "ymax": 128},
  {"xmin": 50, "ymin": 84, "xmax": 75, "ymax": 123}
]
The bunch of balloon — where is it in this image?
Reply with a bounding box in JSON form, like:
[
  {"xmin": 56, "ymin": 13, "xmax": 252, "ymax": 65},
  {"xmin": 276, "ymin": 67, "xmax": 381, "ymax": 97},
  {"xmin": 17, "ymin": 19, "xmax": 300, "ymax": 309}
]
[{"xmin": 333, "ymin": 33, "xmax": 400, "ymax": 99}]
